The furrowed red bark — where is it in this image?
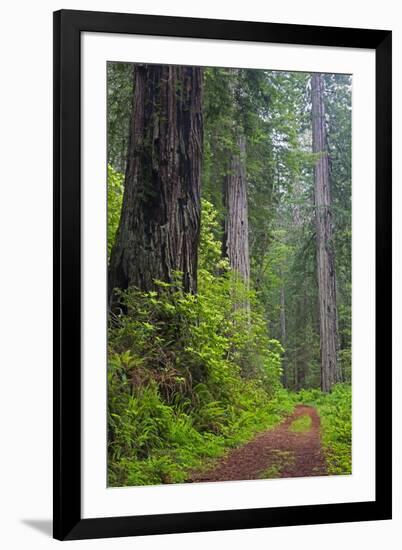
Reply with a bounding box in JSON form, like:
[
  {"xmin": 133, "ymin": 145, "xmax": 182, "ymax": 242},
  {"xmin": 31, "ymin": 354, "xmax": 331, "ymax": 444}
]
[
  {"xmin": 108, "ymin": 64, "xmax": 203, "ymax": 302},
  {"xmin": 311, "ymin": 73, "xmax": 341, "ymax": 392}
]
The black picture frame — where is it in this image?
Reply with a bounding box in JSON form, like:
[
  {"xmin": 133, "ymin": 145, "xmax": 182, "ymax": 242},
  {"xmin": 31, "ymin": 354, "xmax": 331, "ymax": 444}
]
[{"xmin": 53, "ymin": 9, "xmax": 392, "ymax": 541}]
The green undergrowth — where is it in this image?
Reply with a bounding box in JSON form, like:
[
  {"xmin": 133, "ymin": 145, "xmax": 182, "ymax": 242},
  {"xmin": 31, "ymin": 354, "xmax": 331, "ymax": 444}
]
[
  {"xmin": 108, "ymin": 200, "xmax": 295, "ymax": 487},
  {"xmin": 297, "ymin": 384, "xmax": 352, "ymax": 475},
  {"xmin": 108, "ymin": 381, "xmax": 294, "ymax": 486},
  {"xmin": 259, "ymin": 464, "xmax": 281, "ymax": 479},
  {"xmin": 107, "ymin": 165, "xmax": 124, "ymax": 258},
  {"xmin": 289, "ymin": 414, "xmax": 312, "ymax": 433}
]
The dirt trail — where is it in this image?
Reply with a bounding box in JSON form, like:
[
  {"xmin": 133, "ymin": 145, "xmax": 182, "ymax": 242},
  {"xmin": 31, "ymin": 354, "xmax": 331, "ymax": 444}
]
[{"xmin": 189, "ymin": 405, "xmax": 327, "ymax": 482}]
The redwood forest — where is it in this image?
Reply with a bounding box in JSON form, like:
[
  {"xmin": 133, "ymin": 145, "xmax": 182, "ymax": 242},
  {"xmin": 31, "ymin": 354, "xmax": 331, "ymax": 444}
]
[{"xmin": 107, "ymin": 62, "xmax": 352, "ymax": 486}]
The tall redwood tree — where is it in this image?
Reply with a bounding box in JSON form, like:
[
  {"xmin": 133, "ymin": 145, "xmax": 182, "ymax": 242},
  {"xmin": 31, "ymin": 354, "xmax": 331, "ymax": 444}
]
[
  {"xmin": 311, "ymin": 73, "xmax": 341, "ymax": 392},
  {"xmin": 108, "ymin": 64, "xmax": 203, "ymax": 303},
  {"xmin": 223, "ymin": 133, "xmax": 250, "ymax": 285}
]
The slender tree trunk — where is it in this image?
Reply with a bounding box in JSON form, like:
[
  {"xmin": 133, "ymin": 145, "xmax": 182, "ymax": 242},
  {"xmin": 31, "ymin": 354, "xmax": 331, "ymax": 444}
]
[
  {"xmin": 223, "ymin": 133, "xmax": 250, "ymax": 286},
  {"xmin": 280, "ymin": 284, "xmax": 287, "ymax": 344},
  {"xmin": 293, "ymin": 351, "xmax": 298, "ymax": 392},
  {"xmin": 311, "ymin": 73, "xmax": 340, "ymax": 392},
  {"xmin": 222, "ymin": 69, "xmax": 250, "ymax": 295},
  {"xmin": 108, "ymin": 64, "xmax": 203, "ymax": 303},
  {"xmin": 280, "ymin": 282, "xmax": 287, "ymax": 387}
]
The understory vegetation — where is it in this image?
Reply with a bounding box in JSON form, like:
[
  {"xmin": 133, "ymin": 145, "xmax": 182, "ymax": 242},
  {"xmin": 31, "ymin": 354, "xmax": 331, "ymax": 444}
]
[{"xmin": 108, "ymin": 200, "xmax": 295, "ymax": 486}]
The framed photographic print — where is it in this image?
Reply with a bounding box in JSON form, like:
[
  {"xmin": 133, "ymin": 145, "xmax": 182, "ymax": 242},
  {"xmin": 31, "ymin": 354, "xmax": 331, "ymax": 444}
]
[{"xmin": 53, "ymin": 9, "xmax": 392, "ymax": 540}]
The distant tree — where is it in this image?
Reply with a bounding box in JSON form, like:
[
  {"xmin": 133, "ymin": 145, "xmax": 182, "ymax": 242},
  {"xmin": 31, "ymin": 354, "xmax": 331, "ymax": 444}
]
[{"xmin": 107, "ymin": 62, "xmax": 134, "ymax": 173}]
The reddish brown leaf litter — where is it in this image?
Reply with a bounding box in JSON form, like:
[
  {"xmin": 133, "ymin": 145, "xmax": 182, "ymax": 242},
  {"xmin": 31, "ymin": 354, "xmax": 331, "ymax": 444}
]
[{"xmin": 189, "ymin": 405, "xmax": 328, "ymax": 483}]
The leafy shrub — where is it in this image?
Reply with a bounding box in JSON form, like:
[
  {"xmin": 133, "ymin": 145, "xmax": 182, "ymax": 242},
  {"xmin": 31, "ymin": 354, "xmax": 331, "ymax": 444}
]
[{"xmin": 107, "ymin": 164, "xmax": 124, "ymax": 257}]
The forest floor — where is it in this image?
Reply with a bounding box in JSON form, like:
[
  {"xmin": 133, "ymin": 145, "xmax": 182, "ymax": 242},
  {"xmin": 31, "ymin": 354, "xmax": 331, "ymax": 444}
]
[{"xmin": 188, "ymin": 405, "xmax": 328, "ymax": 482}]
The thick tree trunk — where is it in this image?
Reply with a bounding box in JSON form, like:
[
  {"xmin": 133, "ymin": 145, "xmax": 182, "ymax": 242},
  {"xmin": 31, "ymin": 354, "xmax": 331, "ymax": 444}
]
[
  {"xmin": 223, "ymin": 133, "xmax": 250, "ymax": 286},
  {"xmin": 311, "ymin": 73, "xmax": 340, "ymax": 392},
  {"xmin": 108, "ymin": 64, "xmax": 203, "ymax": 302}
]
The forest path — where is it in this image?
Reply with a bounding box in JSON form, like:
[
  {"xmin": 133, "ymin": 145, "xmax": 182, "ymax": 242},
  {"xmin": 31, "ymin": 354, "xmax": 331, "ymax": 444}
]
[{"xmin": 189, "ymin": 405, "xmax": 328, "ymax": 482}]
